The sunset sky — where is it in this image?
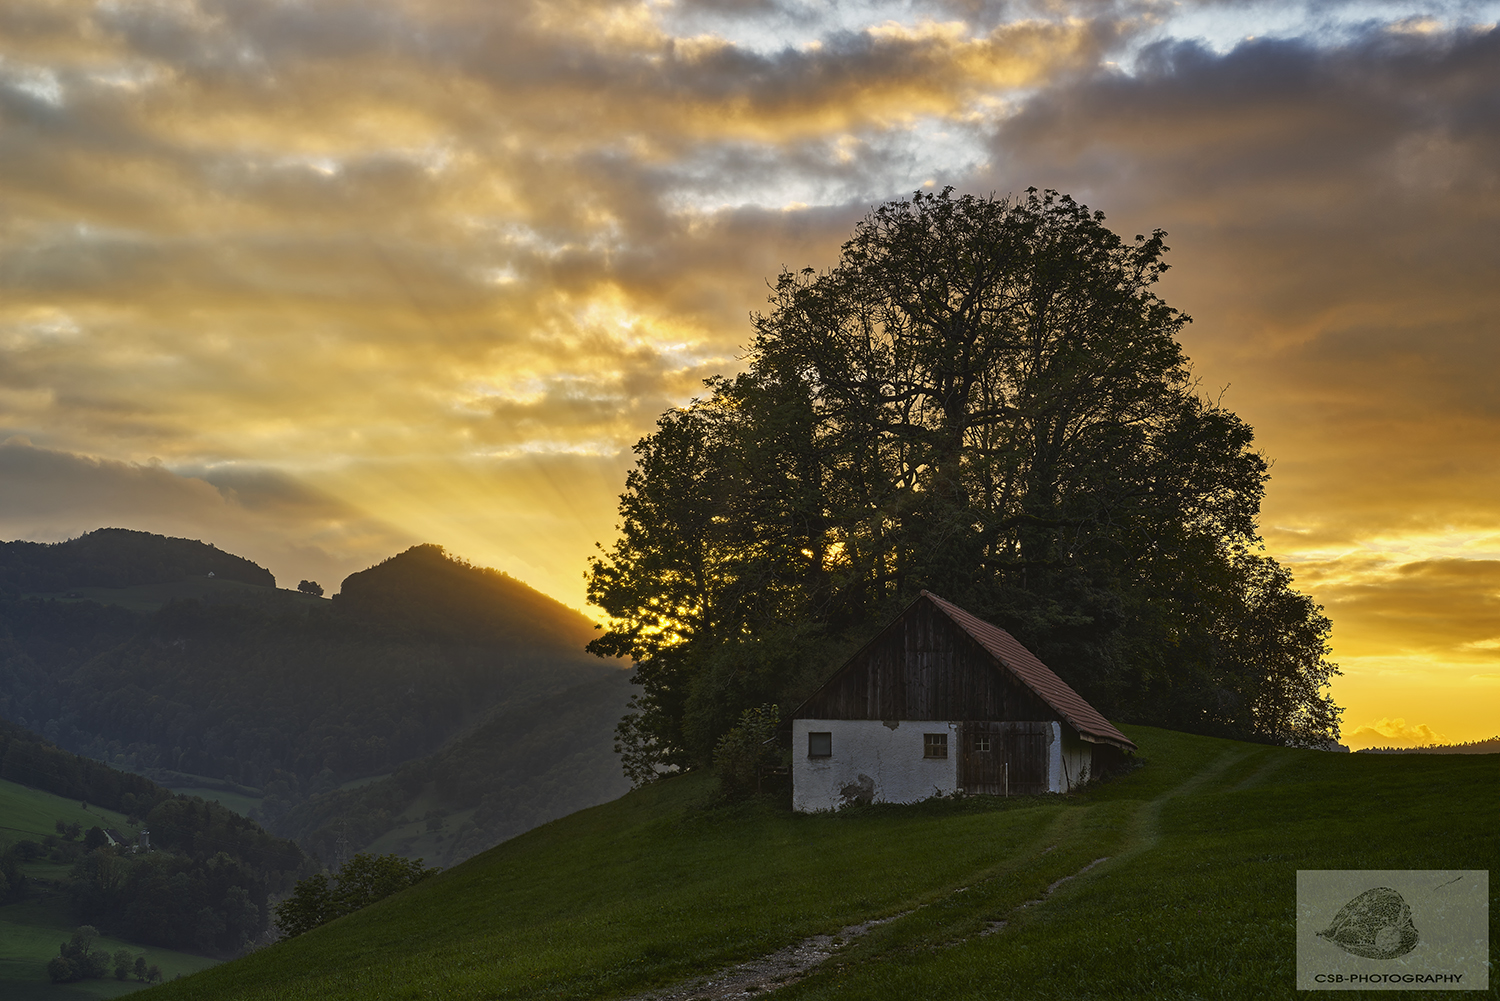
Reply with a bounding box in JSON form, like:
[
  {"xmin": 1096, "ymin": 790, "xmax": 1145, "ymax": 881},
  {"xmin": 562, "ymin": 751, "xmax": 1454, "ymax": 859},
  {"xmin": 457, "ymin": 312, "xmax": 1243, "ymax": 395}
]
[{"xmin": 2, "ymin": 0, "xmax": 1497, "ymax": 748}]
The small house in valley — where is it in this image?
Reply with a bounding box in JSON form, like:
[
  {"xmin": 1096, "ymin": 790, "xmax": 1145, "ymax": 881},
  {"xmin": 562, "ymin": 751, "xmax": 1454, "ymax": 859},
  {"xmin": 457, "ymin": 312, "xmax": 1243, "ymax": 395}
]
[{"xmin": 791, "ymin": 591, "xmax": 1136, "ymax": 812}]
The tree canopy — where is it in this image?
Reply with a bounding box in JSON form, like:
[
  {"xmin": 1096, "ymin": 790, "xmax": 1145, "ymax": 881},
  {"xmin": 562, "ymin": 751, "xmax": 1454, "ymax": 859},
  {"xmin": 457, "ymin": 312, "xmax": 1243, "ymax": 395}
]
[
  {"xmin": 587, "ymin": 188, "xmax": 1341, "ymax": 782},
  {"xmin": 275, "ymin": 853, "xmax": 438, "ymax": 938}
]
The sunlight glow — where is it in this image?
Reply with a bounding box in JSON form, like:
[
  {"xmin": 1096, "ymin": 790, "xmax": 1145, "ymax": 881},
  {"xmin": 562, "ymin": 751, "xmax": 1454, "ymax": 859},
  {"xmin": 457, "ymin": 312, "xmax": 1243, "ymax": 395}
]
[{"xmin": 2, "ymin": 0, "xmax": 1498, "ymax": 744}]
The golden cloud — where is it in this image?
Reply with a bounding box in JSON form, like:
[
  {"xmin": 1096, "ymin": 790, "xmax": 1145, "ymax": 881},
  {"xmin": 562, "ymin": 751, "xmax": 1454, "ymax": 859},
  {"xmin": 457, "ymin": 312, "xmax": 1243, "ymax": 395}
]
[
  {"xmin": 0, "ymin": 0, "xmax": 1497, "ymax": 734},
  {"xmin": 1345, "ymin": 717, "xmax": 1447, "ymax": 748}
]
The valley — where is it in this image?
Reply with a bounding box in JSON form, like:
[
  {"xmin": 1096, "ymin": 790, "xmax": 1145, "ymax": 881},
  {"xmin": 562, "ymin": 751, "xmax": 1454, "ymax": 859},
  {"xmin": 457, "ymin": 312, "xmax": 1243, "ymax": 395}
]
[{"xmin": 3, "ymin": 530, "xmax": 1492, "ymax": 1000}]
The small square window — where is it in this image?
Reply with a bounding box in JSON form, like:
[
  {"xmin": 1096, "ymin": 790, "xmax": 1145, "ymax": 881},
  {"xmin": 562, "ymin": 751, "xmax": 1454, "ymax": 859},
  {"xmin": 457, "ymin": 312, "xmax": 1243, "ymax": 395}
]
[
  {"xmin": 973, "ymin": 734, "xmax": 991, "ymax": 753},
  {"xmin": 924, "ymin": 733, "xmax": 948, "ymax": 759},
  {"xmin": 808, "ymin": 732, "xmax": 832, "ymax": 757}
]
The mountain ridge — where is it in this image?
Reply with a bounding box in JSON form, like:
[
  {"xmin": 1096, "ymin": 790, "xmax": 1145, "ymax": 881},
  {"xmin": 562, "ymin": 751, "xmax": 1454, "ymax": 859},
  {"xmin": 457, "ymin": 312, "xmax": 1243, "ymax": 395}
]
[
  {"xmin": 0, "ymin": 530, "xmax": 631, "ymax": 869},
  {"xmin": 334, "ymin": 543, "xmax": 598, "ymax": 650},
  {"xmin": 0, "ymin": 528, "xmax": 276, "ymax": 593}
]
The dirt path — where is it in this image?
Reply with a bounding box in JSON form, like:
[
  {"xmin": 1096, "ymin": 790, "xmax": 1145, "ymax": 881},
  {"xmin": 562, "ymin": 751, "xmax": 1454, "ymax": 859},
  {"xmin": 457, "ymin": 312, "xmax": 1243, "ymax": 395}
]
[
  {"xmin": 616, "ymin": 753, "xmax": 1244, "ymax": 1000},
  {"xmin": 613, "ymin": 848, "xmax": 1112, "ymax": 1001},
  {"xmin": 620, "ymin": 914, "xmax": 905, "ymax": 1000}
]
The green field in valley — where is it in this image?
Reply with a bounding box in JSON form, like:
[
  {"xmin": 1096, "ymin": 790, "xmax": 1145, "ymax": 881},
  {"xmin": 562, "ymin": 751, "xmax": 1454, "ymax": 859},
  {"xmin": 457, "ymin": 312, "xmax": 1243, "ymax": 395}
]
[
  {"xmin": 0, "ymin": 779, "xmax": 134, "ymax": 850},
  {"xmin": 0, "ymin": 896, "xmax": 219, "ymax": 1001},
  {"xmin": 0, "ymin": 779, "xmax": 139, "ymax": 891},
  {"xmin": 0, "ymin": 779, "xmax": 221, "ymax": 998},
  {"xmin": 123, "ymin": 727, "xmax": 1497, "ymax": 1001}
]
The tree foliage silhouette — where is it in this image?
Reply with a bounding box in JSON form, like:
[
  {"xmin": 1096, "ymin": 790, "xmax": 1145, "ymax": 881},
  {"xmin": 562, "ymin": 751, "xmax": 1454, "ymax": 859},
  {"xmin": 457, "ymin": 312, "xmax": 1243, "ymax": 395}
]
[
  {"xmin": 275, "ymin": 853, "xmax": 438, "ymax": 938},
  {"xmin": 588, "ymin": 188, "xmax": 1340, "ymax": 781}
]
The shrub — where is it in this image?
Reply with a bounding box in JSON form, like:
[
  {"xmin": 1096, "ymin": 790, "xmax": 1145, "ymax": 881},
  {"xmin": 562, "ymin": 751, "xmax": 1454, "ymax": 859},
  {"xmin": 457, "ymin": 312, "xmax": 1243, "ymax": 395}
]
[
  {"xmin": 47, "ymin": 956, "xmax": 78, "ymax": 983},
  {"xmin": 712, "ymin": 704, "xmax": 783, "ymax": 797},
  {"xmin": 275, "ymin": 854, "xmax": 439, "ymax": 938}
]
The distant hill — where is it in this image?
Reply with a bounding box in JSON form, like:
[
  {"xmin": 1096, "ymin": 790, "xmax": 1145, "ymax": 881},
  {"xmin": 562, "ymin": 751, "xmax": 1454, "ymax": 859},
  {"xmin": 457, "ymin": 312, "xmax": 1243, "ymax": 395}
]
[
  {"xmin": 0, "ymin": 535, "xmax": 631, "ymax": 867},
  {"xmin": 17, "ymin": 574, "xmax": 326, "ymax": 616},
  {"xmin": 335, "ymin": 544, "xmax": 596, "ymax": 651},
  {"xmin": 0, "ymin": 528, "xmax": 276, "ymax": 594}
]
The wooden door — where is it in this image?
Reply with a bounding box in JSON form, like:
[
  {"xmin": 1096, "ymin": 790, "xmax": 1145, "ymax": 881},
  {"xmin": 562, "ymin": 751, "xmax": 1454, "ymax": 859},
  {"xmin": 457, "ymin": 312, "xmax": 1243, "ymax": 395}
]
[
  {"xmin": 959, "ymin": 721, "xmax": 1003, "ymax": 793},
  {"xmin": 959, "ymin": 721, "xmax": 1050, "ymax": 795},
  {"xmin": 1002, "ymin": 724, "xmax": 1048, "ymax": 795}
]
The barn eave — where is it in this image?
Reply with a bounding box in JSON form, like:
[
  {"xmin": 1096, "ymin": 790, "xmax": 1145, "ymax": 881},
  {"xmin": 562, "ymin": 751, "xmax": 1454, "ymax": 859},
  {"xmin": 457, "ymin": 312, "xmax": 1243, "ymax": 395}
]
[{"xmin": 790, "ymin": 590, "xmax": 1137, "ymax": 754}]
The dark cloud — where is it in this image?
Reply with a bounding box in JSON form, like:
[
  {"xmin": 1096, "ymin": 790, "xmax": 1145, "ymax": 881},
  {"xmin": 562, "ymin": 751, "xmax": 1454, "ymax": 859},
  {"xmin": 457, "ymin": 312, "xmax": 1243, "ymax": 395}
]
[
  {"xmin": 958, "ymin": 21, "xmax": 1500, "ymax": 739},
  {"xmin": 0, "ymin": 435, "xmax": 225, "ymax": 519},
  {"xmin": 0, "ymin": 0, "xmax": 1496, "ymax": 730},
  {"xmin": 0, "ymin": 437, "xmax": 415, "ymax": 590},
  {"xmin": 978, "ymin": 23, "xmax": 1500, "ymax": 540},
  {"xmin": 1316, "ymin": 559, "xmax": 1500, "ymax": 657}
]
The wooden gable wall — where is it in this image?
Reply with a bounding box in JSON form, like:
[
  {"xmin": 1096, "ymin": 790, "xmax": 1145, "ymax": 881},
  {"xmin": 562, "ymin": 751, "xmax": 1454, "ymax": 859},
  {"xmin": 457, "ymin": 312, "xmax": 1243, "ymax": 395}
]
[{"xmin": 794, "ymin": 598, "xmax": 1059, "ymax": 723}]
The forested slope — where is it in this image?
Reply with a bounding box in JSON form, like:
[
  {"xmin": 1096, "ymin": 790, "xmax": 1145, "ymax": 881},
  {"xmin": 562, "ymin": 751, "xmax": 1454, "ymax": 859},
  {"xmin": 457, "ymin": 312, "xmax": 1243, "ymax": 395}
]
[
  {"xmin": 0, "ymin": 535, "xmax": 632, "ymax": 863},
  {"xmin": 0, "ymin": 716, "xmax": 170, "ymax": 817},
  {"xmin": 281, "ymin": 670, "xmax": 633, "ymax": 865}
]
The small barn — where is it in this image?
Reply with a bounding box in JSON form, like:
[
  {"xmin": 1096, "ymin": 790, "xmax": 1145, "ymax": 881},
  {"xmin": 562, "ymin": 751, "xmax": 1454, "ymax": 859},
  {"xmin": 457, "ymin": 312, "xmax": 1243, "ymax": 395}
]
[{"xmin": 791, "ymin": 591, "xmax": 1136, "ymax": 812}]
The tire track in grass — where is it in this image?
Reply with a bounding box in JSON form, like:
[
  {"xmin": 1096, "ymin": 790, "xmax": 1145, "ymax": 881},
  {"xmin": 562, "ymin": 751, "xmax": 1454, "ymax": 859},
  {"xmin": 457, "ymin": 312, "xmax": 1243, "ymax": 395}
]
[
  {"xmin": 1117, "ymin": 749, "xmax": 1250, "ymax": 860},
  {"xmin": 619, "ymin": 913, "xmax": 908, "ymax": 1001},
  {"xmin": 976, "ymin": 748, "xmax": 1249, "ymax": 937},
  {"xmin": 1229, "ymin": 751, "xmax": 1291, "ymax": 792},
  {"xmin": 979, "ymin": 854, "xmax": 1112, "ymax": 935},
  {"xmin": 615, "ymin": 813, "xmax": 1079, "ymax": 999},
  {"xmin": 615, "ymin": 750, "xmax": 1250, "ymax": 1000}
]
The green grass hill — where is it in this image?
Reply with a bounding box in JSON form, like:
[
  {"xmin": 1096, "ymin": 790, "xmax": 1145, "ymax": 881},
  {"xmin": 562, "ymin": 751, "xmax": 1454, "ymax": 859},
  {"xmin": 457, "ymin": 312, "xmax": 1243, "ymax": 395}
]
[{"xmin": 138, "ymin": 727, "xmax": 1498, "ymax": 1001}]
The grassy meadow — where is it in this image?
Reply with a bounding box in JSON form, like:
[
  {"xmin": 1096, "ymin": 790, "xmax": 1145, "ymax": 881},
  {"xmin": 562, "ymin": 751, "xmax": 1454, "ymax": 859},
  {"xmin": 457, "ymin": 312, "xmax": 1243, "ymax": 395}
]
[
  {"xmin": 0, "ymin": 779, "xmax": 135, "ymax": 850},
  {"xmin": 0, "ymin": 779, "xmax": 220, "ymax": 999},
  {"xmin": 122, "ymin": 728, "xmax": 1498, "ymax": 1000},
  {"xmin": 0, "ymin": 897, "xmax": 220, "ymax": 1001}
]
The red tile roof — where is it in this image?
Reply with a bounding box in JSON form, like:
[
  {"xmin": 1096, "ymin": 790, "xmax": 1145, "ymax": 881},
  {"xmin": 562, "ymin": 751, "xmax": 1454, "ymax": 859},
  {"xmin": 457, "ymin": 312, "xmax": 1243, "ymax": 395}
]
[{"xmin": 921, "ymin": 591, "xmax": 1137, "ymax": 751}]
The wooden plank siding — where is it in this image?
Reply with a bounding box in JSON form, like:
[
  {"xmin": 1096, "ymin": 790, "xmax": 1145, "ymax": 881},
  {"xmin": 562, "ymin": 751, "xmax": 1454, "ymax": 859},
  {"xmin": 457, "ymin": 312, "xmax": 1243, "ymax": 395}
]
[{"xmin": 795, "ymin": 600, "xmax": 1059, "ymax": 724}]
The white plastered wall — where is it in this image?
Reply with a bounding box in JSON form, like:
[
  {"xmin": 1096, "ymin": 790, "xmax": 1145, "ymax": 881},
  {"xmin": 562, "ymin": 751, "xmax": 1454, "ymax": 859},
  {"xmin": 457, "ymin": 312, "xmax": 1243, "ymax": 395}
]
[
  {"xmin": 1058, "ymin": 725, "xmax": 1093, "ymax": 792},
  {"xmin": 792, "ymin": 719, "xmax": 959, "ymax": 812}
]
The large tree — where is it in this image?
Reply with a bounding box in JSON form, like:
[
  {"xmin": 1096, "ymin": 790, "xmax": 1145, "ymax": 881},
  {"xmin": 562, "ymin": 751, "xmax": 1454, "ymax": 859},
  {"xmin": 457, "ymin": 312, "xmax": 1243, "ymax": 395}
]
[{"xmin": 588, "ymin": 188, "xmax": 1340, "ymax": 780}]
